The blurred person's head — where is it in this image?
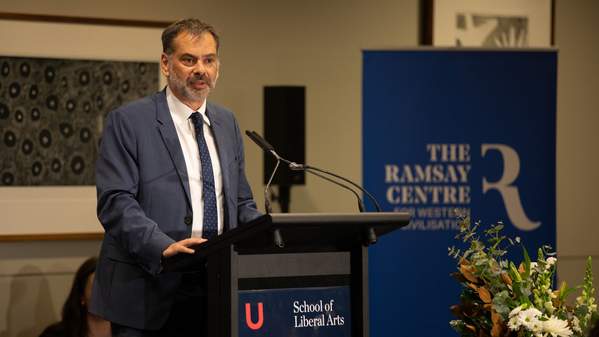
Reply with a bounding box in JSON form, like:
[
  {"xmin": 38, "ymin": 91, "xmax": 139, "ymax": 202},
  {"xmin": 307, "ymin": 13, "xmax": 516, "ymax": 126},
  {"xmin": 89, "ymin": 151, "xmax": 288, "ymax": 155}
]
[{"xmin": 62, "ymin": 257, "xmax": 97, "ymax": 337}]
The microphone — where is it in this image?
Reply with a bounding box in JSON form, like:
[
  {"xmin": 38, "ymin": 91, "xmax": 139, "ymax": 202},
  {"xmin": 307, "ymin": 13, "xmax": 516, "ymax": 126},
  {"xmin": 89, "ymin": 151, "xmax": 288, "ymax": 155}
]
[
  {"xmin": 248, "ymin": 130, "xmax": 381, "ymax": 212},
  {"xmin": 246, "ymin": 130, "xmax": 381, "ymax": 245},
  {"xmin": 245, "ymin": 130, "xmax": 381, "ymax": 213},
  {"xmin": 245, "ymin": 130, "xmax": 282, "ymax": 247},
  {"xmin": 245, "ymin": 130, "xmax": 276, "ymax": 213},
  {"xmin": 246, "ymin": 130, "xmax": 275, "ymax": 152}
]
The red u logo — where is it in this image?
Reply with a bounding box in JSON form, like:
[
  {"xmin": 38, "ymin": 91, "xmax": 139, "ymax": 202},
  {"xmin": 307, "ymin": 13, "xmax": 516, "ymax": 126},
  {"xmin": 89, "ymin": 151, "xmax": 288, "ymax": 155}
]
[{"xmin": 245, "ymin": 302, "xmax": 264, "ymax": 330}]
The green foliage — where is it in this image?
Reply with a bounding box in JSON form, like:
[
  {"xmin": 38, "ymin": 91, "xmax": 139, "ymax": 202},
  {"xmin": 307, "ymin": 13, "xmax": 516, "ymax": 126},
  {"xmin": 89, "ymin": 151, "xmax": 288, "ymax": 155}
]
[
  {"xmin": 575, "ymin": 257, "xmax": 597, "ymax": 332},
  {"xmin": 449, "ymin": 215, "xmax": 596, "ymax": 337}
]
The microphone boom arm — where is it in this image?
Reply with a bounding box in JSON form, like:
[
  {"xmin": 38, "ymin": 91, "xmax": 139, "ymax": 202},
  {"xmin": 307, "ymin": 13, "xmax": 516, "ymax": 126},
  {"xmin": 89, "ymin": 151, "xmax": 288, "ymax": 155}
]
[
  {"xmin": 287, "ymin": 161, "xmax": 382, "ymax": 212},
  {"xmin": 304, "ymin": 167, "xmax": 365, "ymax": 212}
]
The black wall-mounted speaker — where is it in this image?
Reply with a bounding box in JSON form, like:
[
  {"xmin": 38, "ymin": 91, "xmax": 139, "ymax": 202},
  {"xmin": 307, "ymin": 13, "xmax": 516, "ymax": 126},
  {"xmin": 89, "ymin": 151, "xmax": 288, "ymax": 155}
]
[{"xmin": 263, "ymin": 86, "xmax": 305, "ymax": 186}]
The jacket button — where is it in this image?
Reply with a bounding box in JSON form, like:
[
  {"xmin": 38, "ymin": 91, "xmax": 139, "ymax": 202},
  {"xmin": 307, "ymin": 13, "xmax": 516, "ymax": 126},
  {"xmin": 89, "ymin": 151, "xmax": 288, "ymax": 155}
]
[{"xmin": 184, "ymin": 216, "xmax": 192, "ymax": 225}]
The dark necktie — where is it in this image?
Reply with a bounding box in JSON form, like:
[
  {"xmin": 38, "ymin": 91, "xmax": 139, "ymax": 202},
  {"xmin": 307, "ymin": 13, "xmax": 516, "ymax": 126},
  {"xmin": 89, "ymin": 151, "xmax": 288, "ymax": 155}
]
[{"xmin": 190, "ymin": 112, "xmax": 218, "ymax": 240}]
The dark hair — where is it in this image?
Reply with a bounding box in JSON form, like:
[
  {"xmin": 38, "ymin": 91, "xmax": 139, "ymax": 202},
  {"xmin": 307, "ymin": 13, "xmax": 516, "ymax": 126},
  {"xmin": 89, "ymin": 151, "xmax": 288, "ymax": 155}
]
[
  {"xmin": 61, "ymin": 257, "xmax": 97, "ymax": 337},
  {"xmin": 161, "ymin": 18, "xmax": 220, "ymax": 54}
]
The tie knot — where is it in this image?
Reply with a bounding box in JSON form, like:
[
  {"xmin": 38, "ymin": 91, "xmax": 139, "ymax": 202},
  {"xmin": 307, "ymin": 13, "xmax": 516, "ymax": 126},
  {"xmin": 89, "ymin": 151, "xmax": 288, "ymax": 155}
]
[{"xmin": 190, "ymin": 112, "xmax": 203, "ymax": 129}]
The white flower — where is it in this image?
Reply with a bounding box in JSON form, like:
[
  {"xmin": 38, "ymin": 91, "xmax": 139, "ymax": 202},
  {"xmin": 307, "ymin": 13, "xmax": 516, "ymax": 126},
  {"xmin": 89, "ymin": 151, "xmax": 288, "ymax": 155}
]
[
  {"xmin": 509, "ymin": 307, "xmax": 543, "ymax": 332},
  {"xmin": 571, "ymin": 316, "xmax": 581, "ymax": 333},
  {"xmin": 509, "ymin": 305, "xmax": 524, "ymax": 318},
  {"xmin": 542, "ymin": 316, "xmax": 573, "ymax": 337},
  {"xmin": 520, "ymin": 308, "xmax": 543, "ymax": 332},
  {"xmin": 449, "ymin": 320, "xmax": 461, "ymax": 328},
  {"xmin": 546, "ymin": 257, "xmax": 557, "ymax": 268},
  {"xmin": 508, "ymin": 305, "xmax": 525, "ymax": 331},
  {"xmin": 508, "ymin": 315, "xmax": 521, "ymax": 330}
]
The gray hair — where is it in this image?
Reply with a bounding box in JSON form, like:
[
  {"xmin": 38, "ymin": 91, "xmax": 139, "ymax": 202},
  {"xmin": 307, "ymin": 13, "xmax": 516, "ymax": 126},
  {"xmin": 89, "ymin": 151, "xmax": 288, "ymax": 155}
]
[{"xmin": 161, "ymin": 18, "xmax": 220, "ymax": 54}]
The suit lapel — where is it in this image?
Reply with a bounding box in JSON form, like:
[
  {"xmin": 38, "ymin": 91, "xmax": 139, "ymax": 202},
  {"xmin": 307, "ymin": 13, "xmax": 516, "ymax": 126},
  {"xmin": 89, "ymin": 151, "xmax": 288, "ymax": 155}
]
[{"xmin": 154, "ymin": 91, "xmax": 192, "ymax": 209}]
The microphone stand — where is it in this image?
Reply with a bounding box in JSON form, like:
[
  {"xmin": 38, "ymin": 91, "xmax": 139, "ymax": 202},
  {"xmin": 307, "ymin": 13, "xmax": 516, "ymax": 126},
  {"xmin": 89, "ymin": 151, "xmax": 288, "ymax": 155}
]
[
  {"xmin": 285, "ymin": 160, "xmax": 378, "ymax": 245},
  {"xmin": 265, "ymin": 156, "xmax": 284, "ymax": 248},
  {"xmin": 248, "ymin": 131, "xmax": 284, "ymax": 248},
  {"xmin": 246, "ymin": 130, "xmax": 380, "ymax": 245}
]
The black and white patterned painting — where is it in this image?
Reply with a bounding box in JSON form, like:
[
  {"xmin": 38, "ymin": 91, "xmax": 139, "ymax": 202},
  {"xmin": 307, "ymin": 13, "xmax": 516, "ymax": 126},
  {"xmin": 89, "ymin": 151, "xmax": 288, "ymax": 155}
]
[
  {"xmin": 455, "ymin": 13, "xmax": 529, "ymax": 47},
  {"xmin": 0, "ymin": 56, "xmax": 158, "ymax": 186}
]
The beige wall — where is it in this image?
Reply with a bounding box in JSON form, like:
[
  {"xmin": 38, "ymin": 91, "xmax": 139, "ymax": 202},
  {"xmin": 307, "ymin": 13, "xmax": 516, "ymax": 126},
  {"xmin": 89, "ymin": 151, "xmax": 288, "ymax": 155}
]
[
  {"xmin": 0, "ymin": 0, "xmax": 598, "ymax": 336},
  {"xmin": 554, "ymin": 0, "xmax": 599, "ymax": 295},
  {"xmin": 0, "ymin": 241, "xmax": 102, "ymax": 336}
]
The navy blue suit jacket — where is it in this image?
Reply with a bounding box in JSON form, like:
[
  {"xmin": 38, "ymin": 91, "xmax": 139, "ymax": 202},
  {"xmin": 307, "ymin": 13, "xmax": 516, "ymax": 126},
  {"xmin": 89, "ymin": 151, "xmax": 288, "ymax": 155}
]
[{"xmin": 90, "ymin": 90, "xmax": 261, "ymax": 330}]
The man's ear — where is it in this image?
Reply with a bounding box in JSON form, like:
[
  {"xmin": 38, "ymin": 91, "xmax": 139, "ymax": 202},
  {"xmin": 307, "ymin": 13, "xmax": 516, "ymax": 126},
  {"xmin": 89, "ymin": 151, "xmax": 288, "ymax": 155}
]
[
  {"xmin": 214, "ymin": 59, "xmax": 220, "ymax": 83},
  {"xmin": 160, "ymin": 53, "xmax": 170, "ymax": 77}
]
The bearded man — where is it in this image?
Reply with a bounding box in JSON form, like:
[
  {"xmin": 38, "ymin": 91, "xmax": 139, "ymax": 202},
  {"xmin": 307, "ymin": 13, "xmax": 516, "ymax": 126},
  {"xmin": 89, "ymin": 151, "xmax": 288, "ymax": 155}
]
[{"xmin": 90, "ymin": 18, "xmax": 261, "ymax": 337}]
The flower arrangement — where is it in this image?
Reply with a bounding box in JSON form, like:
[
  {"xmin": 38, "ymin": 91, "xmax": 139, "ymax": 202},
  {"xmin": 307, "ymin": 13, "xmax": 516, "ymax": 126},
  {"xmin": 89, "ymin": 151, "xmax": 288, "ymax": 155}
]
[{"xmin": 448, "ymin": 217, "xmax": 597, "ymax": 337}]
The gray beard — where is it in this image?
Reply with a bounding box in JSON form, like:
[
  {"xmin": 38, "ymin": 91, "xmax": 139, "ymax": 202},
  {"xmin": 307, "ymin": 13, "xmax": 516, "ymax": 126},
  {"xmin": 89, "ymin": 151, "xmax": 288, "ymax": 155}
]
[{"xmin": 168, "ymin": 73, "xmax": 209, "ymax": 103}]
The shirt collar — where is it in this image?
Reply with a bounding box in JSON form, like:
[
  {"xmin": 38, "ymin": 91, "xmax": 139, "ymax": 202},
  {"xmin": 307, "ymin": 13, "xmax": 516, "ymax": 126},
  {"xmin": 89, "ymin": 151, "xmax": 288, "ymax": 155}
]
[{"xmin": 166, "ymin": 86, "xmax": 211, "ymax": 126}]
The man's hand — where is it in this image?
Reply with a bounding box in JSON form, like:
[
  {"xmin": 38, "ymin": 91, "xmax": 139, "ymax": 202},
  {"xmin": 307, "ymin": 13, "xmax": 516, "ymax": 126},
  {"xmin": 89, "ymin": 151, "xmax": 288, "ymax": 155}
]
[{"xmin": 162, "ymin": 237, "xmax": 207, "ymax": 258}]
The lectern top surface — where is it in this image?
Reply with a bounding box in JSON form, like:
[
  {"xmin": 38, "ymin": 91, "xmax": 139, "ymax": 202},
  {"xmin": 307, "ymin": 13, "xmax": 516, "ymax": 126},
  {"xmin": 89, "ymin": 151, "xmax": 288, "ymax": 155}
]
[{"xmin": 268, "ymin": 212, "xmax": 410, "ymax": 225}]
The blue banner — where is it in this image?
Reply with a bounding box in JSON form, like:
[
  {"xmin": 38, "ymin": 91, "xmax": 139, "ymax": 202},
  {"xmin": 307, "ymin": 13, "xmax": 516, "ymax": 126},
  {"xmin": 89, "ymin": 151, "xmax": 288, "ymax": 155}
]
[
  {"xmin": 239, "ymin": 286, "xmax": 351, "ymax": 337},
  {"xmin": 363, "ymin": 50, "xmax": 556, "ymax": 337}
]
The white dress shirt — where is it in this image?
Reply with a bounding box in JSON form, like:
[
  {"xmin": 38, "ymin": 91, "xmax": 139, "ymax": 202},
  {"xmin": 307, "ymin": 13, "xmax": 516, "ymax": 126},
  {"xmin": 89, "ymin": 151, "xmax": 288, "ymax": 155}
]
[{"xmin": 166, "ymin": 87, "xmax": 224, "ymax": 238}]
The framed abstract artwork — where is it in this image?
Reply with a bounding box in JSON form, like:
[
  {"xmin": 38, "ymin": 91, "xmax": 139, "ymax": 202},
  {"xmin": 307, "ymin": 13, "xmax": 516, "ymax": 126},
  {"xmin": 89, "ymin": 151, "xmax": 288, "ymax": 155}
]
[
  {"xmin": 0, "ymin": 13, "xmax": 168, "ymax": 239},
  {"xmin": 421, "ymin": 0, "xmax": 554, "ymax": 47}
]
